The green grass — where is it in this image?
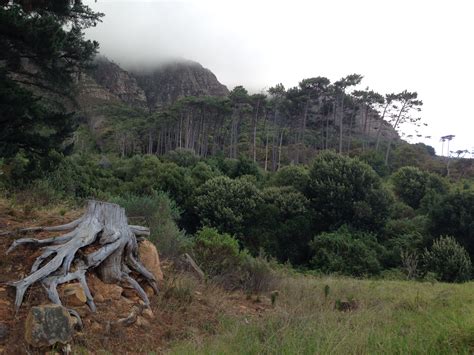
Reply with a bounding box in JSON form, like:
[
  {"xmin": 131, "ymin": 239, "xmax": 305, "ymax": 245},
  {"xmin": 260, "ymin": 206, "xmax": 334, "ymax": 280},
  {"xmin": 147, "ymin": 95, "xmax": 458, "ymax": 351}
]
[{"xmin": 169, "ymin": 275, "xmax": 474, "ymax": 354}]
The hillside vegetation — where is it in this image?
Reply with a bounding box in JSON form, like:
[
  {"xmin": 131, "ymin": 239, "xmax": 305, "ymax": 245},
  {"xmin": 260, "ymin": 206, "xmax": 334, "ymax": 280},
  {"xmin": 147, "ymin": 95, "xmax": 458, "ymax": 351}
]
[{"xmin": 1, "ymin": 1, "xmax": 474, "ymax": 354}]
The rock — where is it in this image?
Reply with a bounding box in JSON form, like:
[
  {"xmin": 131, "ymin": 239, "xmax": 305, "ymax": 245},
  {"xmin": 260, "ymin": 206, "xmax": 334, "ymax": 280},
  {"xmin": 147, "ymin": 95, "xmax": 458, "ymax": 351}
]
[
  {"xmin": 87, "ymin": 274, "xmax": 123, "ymax": 301},
  {"xmin": 144, "ymin": 284, "xmax": 155, "ymax": 298},
  {"xmin": 62, "ymin": 283, "xmax": 87, "ymax": 306},
  {"xmin": 0, "ymin": 323, "xmax": 8, "ymax": 344},
  {"xmin": 25, "ymin": 304, "xmax": 74, "ymax": 347},
  {"xmin": 121, "ymin": 287, "xmax": 140, "ymax": 300},
  {"xmin": 138, "ymin": 240, "xmax": 164, "ymax": 283},
  {"xmin": 90, "ymin": 57, "xmax": 148, "ymax": 109},
  {"xmin": 142, "ymin": 308, "xmax": 154, "ymax": 320},
  {"xmin": 132, "ymin": 60, "xmax": 229, "ymax": 109},
  {"xmin": 94, "ymin": 294, "xmax": 105, "ymax": 303},
  {"xmin": 135, "ymin": 316, "xmax": 150, "ymax": 328}
]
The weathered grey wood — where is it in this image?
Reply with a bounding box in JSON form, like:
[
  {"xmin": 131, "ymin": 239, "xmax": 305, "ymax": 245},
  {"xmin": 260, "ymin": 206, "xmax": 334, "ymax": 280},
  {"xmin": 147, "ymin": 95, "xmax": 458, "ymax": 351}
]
[
  {"xmin": 6, "ymin": 200, "xmax": 156, "ymax": 312},
  {"xmin": 1, "ymin": 218, "xmax": 84, "ymax": 237},
  {"xmin": 183, "ymin": 253, "xmax": 205, "ymax": 280}
]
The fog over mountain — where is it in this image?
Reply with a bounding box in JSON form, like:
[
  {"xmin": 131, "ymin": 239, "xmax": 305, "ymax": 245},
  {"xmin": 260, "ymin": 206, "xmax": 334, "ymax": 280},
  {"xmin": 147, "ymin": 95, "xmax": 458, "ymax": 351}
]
[{"xmin": 84, "ymin": 0, "xmax": 474, "ymax": 155}]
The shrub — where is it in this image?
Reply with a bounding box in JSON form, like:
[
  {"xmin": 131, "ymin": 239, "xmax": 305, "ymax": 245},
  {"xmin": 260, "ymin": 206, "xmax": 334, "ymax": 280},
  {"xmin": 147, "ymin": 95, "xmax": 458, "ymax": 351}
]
[
  {"xmin": 307, "ymin": 151, "xmax": 390, "ymax": 232},
  {"xmin": 422, "ymin": 236, "xmax": 472, "ymax": 283},
  {"xmin": 358, "ymin": 150, "xmax": 389, "ymax": 177},
  {"xmin": 389, "ymin": 201, "xmax": 416, "ymax": 219},
  {"xmin": 391, "ymin": 166, "xmax": 447, "ymax": 209},
  {"xmin": 194, "ymin": 176, "xmax": 262, "ymax": 236},
  {"xmin": 252, "ymin": 186, "xmax": 312, "ymax": 264},
  {"xmin": 429, "ymin": 190, "xmax": 474, "ymax": 255},
  {"xmin": 272, "ymin": 165, "xmax": 310, "ymax": 193},
  {"xmin": 191, "ymin": 227, "xmax": 277, "ymax": 292},
  {"xmin": 110, "ymin": 192, "xmax": 184, "ymax": 258},
  {"xmin": 391, "ymin": 166, "xmax": 428, "ymax": 209},
  {"xmin": 309, "ymin": 226, "xmax": 384, "ymax": 276},
  {"xmin": 192, "ymin": 227, "xmax": 244, "ymax": 279},
  {"xmin": 163, "ymin": 148, "xmax": 199, "ymax": 167},
  {"xmin": 190, "ymin": 162, "xmax": 220, "ymax": 186},
  {"xmin": 240, "ymin": 253, "xmax": 279, "ymax": 294}
]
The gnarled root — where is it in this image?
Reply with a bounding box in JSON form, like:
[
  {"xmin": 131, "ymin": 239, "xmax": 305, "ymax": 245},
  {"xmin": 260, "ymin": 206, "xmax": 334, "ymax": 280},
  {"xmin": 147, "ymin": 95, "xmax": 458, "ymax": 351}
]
[{"xmin": 6, "ymin": 200, "xmax": 158, "ymax": 312}]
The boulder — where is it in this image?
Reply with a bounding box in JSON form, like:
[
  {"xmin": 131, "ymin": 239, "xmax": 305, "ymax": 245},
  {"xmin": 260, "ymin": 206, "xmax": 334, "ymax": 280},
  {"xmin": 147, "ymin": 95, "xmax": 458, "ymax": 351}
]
[
  {"xmin": 138, "ymin": 240, "xmax": 164, "ymax": 282},
  {"xmin": 62, "ymin": 283, "xmax": 87, "ymax": 306},
  {"xmin": 25, "ymin": 304, "xmax": 74, "ymax": 347},
  {"xmin": 87, "ymin": 274, "xmax": 123, "ymax": 301}
]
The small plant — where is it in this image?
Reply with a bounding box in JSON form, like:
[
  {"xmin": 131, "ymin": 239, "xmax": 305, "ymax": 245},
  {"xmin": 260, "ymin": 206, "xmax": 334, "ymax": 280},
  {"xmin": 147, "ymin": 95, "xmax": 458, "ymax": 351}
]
[
  {"xmin": 162, "ymin": 274, "xmax": 195, "ymax": 304},
  {"xmin": 324, "ymin": 284, "xmax": 330, "ymax": 300},
  {"xmin": 270, "ymin": 290, "xmax": 279, "ymax": 307},
  {"xmin": 334, "ymin": 297, "xmax": 359, "ymax": 312},
  {"xmin": 401, "ymin": 250, "xmax": 420, "ymax": 280}
]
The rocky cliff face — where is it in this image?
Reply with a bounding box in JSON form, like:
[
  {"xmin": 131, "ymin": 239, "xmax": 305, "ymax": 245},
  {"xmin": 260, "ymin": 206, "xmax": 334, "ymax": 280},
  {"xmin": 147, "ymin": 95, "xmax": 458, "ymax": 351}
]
[
  {"xmin": 132, "ymin": 60, "xmax": 229, "ymax": 109},
  {"xmin": 89, "ymin": 57, "xmax": 148, "ymax": 109},
  {"xmin": 81, "ymin": 58, "xmax": 229, "ymax": 111}
]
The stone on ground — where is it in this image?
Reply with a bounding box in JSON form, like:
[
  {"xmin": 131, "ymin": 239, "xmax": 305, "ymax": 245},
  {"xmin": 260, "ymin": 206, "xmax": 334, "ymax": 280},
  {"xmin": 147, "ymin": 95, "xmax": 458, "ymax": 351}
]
[
  {"xmin": 25, "ymin": 304, "xmax": 74, "ymax": 347},
  {"xmin": 62, "ymin": 283, "xmax": 87, "ymax": 306},
  {"xmin": 87, "ymin": 274, "xmax": 123, "ymax": 301}
]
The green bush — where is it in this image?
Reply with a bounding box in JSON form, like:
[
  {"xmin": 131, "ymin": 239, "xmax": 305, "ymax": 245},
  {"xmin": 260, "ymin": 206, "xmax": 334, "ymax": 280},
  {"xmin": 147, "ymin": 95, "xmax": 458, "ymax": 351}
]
[
  {"xmin": 429, "ymin": 190, "xmax": 474, "ymax": 255},
  {"xmin": 192, "ymin": 227, "xmax": 244, "ymax": 278},
  {"xmin": 194, "ymin": 176, "xmax": 262, "ymax": 236},
  {"xmin": 358, "ymin": 150, "xmax": 389, "ymax": 177},
  {"xmin": 391, "ymin": 166, "xmax": 428, "ymax": 209},
  {"xmin": 240, "ymin": 253, "xmax": 279, "ymax": 294},
  {"xmin": 192, "ymin": 227, "xmax": 277, "ymax": 292},
  {"xmin": 190, "ymin": 162, "xmax": 220, "ymax": 186},
  {"xmin": 422, "ymin": 236, "xmax": 471, "ymax": 283},
  {"xmin": 391, "ymin": 166, "xmax": 447, "ymax": 209},
  {"xmin": 389, "ymin": 201, "xmax": 416, "ymax": 219},
  {"xmin": 164, "ymin": 148, "xmax": 199, "ymax": 167},
  {"xmin": 110, "ymin": 192, "xmax": 184, "ymax": 258},
  {"xmin": 251, "ymin": 186, "xmax": 312, "ymax": 264},
  {"xmin": 307, "ymin": 151, "xmax": 390, "ymax": 232},
  {"xmin": 309, "ymin": 226, "xmax": 384, "ymax": 276},
  {"xmin": 271, "ymin": 165, "xmax": 310, "ymax": 193}
]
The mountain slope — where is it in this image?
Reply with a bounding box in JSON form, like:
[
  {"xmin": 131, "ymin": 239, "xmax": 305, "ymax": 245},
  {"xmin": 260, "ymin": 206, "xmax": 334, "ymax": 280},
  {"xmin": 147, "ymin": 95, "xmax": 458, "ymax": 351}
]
[{"xmin": 132, "ymin": 60, "xmax": 229, "ymax": 109}]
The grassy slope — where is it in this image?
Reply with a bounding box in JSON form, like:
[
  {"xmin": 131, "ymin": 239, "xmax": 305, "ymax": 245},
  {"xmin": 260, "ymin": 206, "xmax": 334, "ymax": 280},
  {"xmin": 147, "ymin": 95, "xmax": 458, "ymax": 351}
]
[{"xmin": 171, "ymin": 275, "xmax": 474, "ymax": 355}]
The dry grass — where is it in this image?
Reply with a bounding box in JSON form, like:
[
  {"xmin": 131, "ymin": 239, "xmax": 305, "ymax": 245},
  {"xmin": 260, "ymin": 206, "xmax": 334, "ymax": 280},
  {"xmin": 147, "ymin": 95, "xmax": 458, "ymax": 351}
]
[{"xmin": 170, "ymin": 274, "xmax": 474, "ymax": 354}]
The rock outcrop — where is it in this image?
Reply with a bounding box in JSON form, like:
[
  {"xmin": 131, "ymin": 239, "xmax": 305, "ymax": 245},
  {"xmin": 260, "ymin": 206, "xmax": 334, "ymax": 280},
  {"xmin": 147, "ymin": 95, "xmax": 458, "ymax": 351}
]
[
  {"xmin": 90, "ymin": 57, "xmax": 148, "ymax": 109},
  {"xmin": 132, "ymin": 60, "xmax": 229, "ymax": 109},
  {"xmin": 77, "ymin": 57, "xmax": 229, "ymax": 115}
]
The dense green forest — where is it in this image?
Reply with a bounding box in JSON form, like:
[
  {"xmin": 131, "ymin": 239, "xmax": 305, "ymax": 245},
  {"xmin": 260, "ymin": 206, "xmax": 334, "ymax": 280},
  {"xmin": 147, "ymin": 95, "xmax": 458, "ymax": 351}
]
[{"xmin": 1, "ymin": 0, "xmax": 473, "ymax": 284}]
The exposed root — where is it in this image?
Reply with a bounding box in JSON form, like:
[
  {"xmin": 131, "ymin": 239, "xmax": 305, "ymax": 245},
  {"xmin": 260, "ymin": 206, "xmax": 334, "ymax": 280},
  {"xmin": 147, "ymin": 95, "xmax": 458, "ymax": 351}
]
[
  {"xmin": 6, "ymin": 200, "xmax": 157, "ymax": 312},
  {"xmin": 1, "ymin": 218, "xmax": 84, "ymax": 237}
]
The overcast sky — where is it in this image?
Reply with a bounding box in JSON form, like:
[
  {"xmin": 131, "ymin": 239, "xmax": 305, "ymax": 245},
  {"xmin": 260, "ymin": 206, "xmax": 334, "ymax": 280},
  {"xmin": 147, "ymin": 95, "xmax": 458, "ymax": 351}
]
[{"xmin": 85, "ymin": 0, "xmax": 473, "ymax": 156}]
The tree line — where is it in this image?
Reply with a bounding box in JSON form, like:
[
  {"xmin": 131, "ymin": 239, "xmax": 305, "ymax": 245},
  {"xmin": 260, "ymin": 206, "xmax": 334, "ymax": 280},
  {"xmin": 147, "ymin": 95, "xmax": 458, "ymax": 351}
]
[{"xmin": 101, "ymin": 78, "xmax": 424, "ymax": 169}]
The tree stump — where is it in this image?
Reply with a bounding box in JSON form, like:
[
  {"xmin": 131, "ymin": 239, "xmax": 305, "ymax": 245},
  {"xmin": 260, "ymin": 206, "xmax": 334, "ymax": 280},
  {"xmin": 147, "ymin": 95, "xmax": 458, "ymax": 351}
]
[{"xmin": 6, "ymin": 200, "xmax": 158, "ymax": 313}]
